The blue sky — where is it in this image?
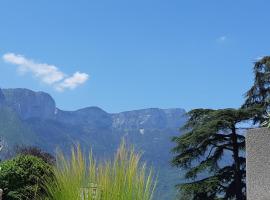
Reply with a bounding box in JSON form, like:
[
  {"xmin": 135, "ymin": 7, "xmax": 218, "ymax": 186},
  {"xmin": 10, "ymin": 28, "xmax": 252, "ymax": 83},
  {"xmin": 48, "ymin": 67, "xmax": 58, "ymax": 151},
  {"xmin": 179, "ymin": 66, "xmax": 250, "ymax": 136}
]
[{"xmin": 0, "ymin": 0, "xmax": 269, "ymax": 113}]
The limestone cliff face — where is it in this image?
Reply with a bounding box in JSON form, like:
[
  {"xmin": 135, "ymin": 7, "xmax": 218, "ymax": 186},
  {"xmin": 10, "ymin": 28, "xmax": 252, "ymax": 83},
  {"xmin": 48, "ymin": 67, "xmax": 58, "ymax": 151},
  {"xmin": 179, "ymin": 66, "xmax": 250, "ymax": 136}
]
[
  {"xmin": 112, "ymin": 108, "xmax": 186, "ymax": 130},
  {"xmin": 2, "ymin": 88, "xmax": 56, "ymax": 120}
]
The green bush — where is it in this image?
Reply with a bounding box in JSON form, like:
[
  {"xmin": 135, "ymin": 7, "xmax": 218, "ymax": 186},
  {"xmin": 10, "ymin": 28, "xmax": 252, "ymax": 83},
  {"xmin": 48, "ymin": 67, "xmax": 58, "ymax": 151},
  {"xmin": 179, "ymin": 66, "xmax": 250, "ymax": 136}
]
[
  {"xmin": 0, "ymin": 154, "xmax": 53, "ymax": 200},
  {"xmin": 15, "ymin": 145, "xmax": 56, "ymax": 165}
]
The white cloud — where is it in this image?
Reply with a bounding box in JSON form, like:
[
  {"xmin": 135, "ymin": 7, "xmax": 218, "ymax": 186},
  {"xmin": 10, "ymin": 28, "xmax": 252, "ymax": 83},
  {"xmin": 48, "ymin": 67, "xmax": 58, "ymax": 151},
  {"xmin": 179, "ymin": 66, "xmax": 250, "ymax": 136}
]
[
  {"xmin": 3, "ymin": 53, "xmax": 89, "ymax": 91},
  {"xmin": 3, "ymin": 53, "xmax": 65, "ymax": 84},
  {"xmin": 217, "ymin": 36, "xmax": 227, "ymax": 43},
  {"xmin": 55, "ymin": 72, "xmax": 89, "ymax": 91}
]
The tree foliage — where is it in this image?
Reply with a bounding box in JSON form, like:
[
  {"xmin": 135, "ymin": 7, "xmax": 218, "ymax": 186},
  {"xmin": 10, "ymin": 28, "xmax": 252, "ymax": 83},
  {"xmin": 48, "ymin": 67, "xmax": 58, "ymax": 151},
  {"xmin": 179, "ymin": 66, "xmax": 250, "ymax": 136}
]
[
  {"xmin": 15, "ymin": 145, "xmax": 55, "ymax": 165},
  {"xmin": 242, "ymin": 56, "xmax": 270, "ymax": 123},
  {"xmin": 0, "ymin": 155, "xmax": 53, "ymax": 200},
  {"xmin": 172, "ymin": 108, "xmax": 258, "ymax": 200}
]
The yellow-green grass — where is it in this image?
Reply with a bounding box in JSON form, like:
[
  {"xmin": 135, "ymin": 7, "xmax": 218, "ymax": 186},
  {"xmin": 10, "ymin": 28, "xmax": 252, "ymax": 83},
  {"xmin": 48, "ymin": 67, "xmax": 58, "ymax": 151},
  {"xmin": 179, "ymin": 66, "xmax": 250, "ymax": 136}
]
[{"xmin": 43, "ymin": 141, "xmax": 156, "ymax": 200}]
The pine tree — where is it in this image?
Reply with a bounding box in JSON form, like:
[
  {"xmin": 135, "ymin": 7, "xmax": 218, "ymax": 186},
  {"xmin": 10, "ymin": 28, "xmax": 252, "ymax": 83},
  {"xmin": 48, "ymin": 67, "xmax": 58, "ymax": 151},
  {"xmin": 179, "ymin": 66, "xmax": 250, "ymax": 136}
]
[
  {"xmin": 242, "ymin": 56, "xmax": 270, "ymax": 123},
  {"xmin": 172, "ymin": 108, "xmax": 258, "ymax": 200}
]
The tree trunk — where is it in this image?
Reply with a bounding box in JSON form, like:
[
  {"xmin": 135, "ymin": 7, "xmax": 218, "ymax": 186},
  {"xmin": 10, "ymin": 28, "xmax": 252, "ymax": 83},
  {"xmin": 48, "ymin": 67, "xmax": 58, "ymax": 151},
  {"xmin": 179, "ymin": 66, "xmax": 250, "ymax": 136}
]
[{"xmin": 231, "ymin": 126, "xmax": 244, "ymax": 200}]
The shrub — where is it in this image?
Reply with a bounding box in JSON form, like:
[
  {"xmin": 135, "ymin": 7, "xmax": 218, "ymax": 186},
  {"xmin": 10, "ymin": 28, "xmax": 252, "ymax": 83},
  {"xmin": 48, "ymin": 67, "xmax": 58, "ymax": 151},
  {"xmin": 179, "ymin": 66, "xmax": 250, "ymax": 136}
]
[
  {"xmin": 0, "ymin": 155, "xmax": 53, "ymax": 200},
  {"xmin": 44, "ymin": 141, "xmax": 156, "ymax": 200},
  {"xmin": 15, "ymin": 145, "xmax": 56, "ymax": 165}
]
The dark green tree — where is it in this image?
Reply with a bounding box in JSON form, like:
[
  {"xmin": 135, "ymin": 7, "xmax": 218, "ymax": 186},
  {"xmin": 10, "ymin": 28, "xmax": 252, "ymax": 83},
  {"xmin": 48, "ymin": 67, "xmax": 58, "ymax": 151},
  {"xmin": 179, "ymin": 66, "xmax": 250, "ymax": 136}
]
[
  {"xmin": 242, "ymin": 56, "xmax": 270, "ymax": 123},
  {"xmin": 0, "ymin": 155, "xmax": 54, "ymax": 200},
  {"xmin": 172, "ymin": 108, "xmax": 258, "ymax": 200}
]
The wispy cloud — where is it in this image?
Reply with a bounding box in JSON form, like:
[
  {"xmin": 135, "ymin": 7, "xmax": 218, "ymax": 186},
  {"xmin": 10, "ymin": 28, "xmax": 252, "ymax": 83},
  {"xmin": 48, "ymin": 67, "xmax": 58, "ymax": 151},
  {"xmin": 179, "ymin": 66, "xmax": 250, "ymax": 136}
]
[
  {"xmin": 3, "ymin": 53, "xmax": 89, "ymax": 91},
  {"xmin": 3, "ymin": 53, "xmax": 65, "ymax": 84},
  {"xmin": 55, "ymin": 72, "xmax": 89, "ymax": 92},
  {"xmin": 216, "ymin": 36, "xmax": 227, "ymax": 43}
]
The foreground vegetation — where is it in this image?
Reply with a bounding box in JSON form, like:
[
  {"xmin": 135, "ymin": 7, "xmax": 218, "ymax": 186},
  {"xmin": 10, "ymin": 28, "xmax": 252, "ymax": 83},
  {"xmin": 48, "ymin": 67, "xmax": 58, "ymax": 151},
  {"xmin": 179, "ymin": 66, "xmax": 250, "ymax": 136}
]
[
  {"xmin": 0, "ymin": 142, "xmax": 156, "ymax": 200},
  {"xmin": 44, "ymin": 141, "xmax": 156, "ymax": 200},
  {"xmin": 0, "ymin": 154, "xmax": 53, "ymax": 200}
]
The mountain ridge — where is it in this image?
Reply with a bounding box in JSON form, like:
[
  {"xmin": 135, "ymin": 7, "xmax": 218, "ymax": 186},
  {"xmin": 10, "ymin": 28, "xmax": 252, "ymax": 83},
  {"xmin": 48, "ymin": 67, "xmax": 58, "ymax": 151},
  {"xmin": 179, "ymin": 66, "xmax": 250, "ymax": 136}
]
[
  {"xmin": 1, "ymin": 88, "xmax": 186, "ymax": 124},
  {"xmin": 0, "ymin": 88, "xmax": 187, "ymax": 200}
]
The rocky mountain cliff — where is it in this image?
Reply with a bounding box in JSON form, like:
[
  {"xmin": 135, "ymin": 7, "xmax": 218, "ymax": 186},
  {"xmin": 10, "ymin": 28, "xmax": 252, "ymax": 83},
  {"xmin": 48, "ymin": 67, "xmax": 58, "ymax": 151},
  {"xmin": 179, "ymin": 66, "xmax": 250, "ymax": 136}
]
[
  {"xmin": 2, "ymin": 88, "xmax": 56, "ymax": 120},
  {"xmin": 0, "ymin": 88, "xmax": 187, "ymax": 200}
]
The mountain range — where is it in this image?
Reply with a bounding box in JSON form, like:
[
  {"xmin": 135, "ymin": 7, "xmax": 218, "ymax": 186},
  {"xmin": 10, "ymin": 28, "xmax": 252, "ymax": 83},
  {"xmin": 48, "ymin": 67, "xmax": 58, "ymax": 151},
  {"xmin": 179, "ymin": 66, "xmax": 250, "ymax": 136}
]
[{"xmin": 0, "ymin": 88, "xmax": 187, "ymax": 200}]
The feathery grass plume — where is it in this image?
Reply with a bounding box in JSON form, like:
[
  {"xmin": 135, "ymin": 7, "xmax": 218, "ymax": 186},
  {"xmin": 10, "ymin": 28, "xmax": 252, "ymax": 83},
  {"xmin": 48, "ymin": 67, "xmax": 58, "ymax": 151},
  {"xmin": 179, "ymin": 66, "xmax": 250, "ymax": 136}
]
[{"xmin": 43, "ymin": 141, "xmax": 156, "ymax": 200}]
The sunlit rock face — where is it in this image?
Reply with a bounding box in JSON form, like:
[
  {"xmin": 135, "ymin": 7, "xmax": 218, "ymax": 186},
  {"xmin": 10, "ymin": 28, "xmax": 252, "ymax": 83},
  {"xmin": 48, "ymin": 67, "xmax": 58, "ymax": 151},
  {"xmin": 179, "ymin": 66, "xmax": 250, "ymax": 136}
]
[
  {"xmin": 112, "ymin": 108, "xmax": 186, "ymax": 130},
  {"xmin": 2, "ymin": 88, "xmax": 56, "ymax": 120}
]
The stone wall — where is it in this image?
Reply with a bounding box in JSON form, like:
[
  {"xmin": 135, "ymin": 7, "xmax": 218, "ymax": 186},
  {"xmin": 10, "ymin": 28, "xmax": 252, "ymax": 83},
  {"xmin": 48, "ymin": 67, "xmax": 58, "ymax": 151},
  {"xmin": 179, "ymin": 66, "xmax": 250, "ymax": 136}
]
[{"xmin": 246, "ymin": 128, "xmax": 270, "ymax": 200}]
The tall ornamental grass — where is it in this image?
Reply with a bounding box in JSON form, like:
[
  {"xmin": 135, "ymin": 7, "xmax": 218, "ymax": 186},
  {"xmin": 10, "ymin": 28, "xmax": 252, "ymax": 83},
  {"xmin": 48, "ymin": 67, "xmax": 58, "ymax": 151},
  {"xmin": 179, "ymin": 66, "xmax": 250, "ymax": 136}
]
[{"xmin": 43, "ymin": 141, "xmax": 156, "ymax": 200}]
